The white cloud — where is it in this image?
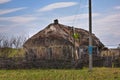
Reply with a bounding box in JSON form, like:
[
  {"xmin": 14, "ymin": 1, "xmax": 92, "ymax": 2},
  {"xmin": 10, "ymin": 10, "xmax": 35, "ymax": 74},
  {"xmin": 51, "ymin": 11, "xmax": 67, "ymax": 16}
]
[
  {"xmin": 80, "ymin": 4, "xmax": 88, "ymax": 8},
  {"xmin": 0, "ymin": 7, "xmax": 27, "ymax": 15},
  {"xmin": 93, "ymin": 14, "xmax": 120, "ymax": 30},
  {"xmin": 0, "ymin": 0, "xmax": 11, "ymax": 4},
  {"xmin": 38, "ymin": 2, "xmax": 78, "ymax": 12},
  {"xmin": 0, "ymin": 24, "xmax": 15, "ymax": 33},
  {"xmin": 59, "ymin": 13, "xmax": 100, "ymax": 24},
  {"xmin": 92, "ymin": 13, "xmax": 120, "ymax": 47},
  {"xmin": 114, "ymin": 6, "xmax": 120, "ymax": 10},
  {"xmin": 0, "ymin": 16, "xmax": 37, "ymax": 23},
  {"xmin": 57, "ymin": 12, "xmax": 120, "ymax": 47},
  {"xmin": 0, "ymin": 17, "xmax": 39, "ymax": 36}
]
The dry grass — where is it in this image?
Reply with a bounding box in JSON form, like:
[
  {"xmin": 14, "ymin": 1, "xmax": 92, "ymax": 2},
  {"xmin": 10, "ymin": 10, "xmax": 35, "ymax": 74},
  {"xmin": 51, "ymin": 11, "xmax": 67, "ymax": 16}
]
[{"xmin": 0, "ymin": 67, "xmax": 120, "ymax": 80}]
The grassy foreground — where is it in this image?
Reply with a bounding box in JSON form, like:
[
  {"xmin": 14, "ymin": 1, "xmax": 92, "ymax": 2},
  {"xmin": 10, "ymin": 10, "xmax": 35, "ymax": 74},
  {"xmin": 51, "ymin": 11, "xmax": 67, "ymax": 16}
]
[{"xmin": 0, "ymin": 68, "xmax": 120, "ymax": 80}]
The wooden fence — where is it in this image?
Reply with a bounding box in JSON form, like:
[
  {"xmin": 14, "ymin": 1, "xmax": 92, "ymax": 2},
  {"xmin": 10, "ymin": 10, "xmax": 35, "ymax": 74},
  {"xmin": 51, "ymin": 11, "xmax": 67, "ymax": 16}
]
[{"xmin": 1, "ymin": 55, "xmax": 120, "ymax": 69}]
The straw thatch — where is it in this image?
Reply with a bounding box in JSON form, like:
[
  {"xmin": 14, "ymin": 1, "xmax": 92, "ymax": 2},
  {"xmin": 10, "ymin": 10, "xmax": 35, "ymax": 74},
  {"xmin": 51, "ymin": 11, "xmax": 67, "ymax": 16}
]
[{"xmin": 23, "ymin": 20, "xmax": 105, "ymax": 60}]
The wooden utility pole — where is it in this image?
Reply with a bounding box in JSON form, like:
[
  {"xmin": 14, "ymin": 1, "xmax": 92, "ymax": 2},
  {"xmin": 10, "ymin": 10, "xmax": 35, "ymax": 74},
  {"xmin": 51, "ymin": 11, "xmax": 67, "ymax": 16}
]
[
  {"xmin": 88, "ymin": 0, "xmax": 93, "ymax": 71},
  {"xmin": 73, "ymin": 27, "xmax": 79, "ymax": 60},
  {"xmin": 118, "ymin": 44, "xmax": 120, "ymax": 57}
]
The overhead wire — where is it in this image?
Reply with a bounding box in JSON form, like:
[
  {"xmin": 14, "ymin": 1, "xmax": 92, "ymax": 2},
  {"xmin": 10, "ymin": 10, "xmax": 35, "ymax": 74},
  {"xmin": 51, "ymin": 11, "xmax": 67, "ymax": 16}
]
[
  {"xmin": 72, "ymin": 0, "xmax": 82, "ymax": 27},
  {"xmin": 71, "ymin": 0, "xmax": 119, "ymax": 49}
]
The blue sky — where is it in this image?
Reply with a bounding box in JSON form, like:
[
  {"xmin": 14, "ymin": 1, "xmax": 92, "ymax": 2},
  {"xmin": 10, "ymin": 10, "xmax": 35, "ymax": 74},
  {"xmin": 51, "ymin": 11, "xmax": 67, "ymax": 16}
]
[{"xmin": 0, "ymin": 0, "xmax": 120, "ymax": 48}]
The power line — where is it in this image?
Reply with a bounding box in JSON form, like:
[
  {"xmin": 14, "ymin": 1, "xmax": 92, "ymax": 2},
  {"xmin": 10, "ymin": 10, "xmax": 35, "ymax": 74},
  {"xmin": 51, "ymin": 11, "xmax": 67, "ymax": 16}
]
[
  {"xmin": 72, "ymin": 0, "xmax": 81, "ymax": 26},
  {"xmin": 104, "ymin": 44, "xmax": 120, "ymax": 47}
]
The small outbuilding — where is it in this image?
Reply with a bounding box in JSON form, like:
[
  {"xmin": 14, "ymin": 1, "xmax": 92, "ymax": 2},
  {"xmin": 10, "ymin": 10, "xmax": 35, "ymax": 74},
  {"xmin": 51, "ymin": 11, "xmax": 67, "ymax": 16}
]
[{"xmin": 23, "ymin": 19, "xmax": 105, "ymax": 68}]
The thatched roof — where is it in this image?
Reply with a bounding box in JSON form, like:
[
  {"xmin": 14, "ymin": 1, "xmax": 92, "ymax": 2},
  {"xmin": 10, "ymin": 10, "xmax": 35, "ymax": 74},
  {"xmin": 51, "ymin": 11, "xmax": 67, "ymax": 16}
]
[{"xmin": 23, "ymin": 20, "xmax": 105, "ymax": 49}]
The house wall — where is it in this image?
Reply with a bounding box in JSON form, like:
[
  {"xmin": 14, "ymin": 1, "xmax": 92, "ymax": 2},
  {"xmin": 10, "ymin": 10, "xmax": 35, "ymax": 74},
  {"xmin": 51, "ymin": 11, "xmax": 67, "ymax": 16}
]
[
  {"xmin": 25, "ymin": 45, "xmax": 74, "ymax": 60},
  {"xmin": 101, "ymin": 49, "xmax": 120, "ymax": 57},
  {"xmin": 25, "ymin": 45, "xmax": 100, "ymax": 60}
]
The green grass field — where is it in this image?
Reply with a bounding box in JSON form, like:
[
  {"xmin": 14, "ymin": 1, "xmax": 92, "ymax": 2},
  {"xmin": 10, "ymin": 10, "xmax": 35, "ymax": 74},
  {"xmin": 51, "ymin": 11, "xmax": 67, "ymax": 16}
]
[{"xmin": 0, "ymin": 68, "xmax": 120, "ymax": 80}]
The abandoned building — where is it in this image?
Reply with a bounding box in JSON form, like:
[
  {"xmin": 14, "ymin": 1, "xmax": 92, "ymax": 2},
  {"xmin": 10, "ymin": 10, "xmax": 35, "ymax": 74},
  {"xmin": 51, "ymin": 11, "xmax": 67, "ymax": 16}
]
[{"xmin": 23, "ymin": 19, "xmax": 106, "ymax": 68}]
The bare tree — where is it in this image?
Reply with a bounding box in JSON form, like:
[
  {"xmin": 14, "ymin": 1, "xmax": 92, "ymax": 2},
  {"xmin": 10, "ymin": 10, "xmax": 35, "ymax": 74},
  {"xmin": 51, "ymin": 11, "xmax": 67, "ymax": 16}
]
[
  {"xmin": 12, "ymin": 36, "xmax": 21, "ymax": 49},
  {"xmin": 0, "ymin": 35, "xmax": 3, "ymax": 48},
  {"xmin": 0, "ymin": 34, "xmax": 12, "ymax": 48},
  {"xmin": 0, "ymin": 34, "xmax": 28, "ymax": 58},
  {"xmin": 12, "ymin": 36, "xmax": 27, "ymax": 49},
  {"xmin": 2, "ymin": 39, "xmax": 9, "ymax": 48}
]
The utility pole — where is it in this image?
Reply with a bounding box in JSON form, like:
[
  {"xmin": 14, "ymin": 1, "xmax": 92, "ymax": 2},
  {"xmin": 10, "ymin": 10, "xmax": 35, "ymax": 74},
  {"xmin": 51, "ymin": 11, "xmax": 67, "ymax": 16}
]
[
  {"xmin": 88, "ymin": 0, "xmax": 93, "ymax": 71},
  {"xmin": 118, "ymin": 44, "xmax": 120, "ymax": 57}
]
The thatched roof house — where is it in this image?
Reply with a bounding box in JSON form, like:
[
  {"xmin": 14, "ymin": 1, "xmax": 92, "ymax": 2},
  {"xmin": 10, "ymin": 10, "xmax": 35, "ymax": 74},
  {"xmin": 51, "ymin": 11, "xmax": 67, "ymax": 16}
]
[{"xmin": 23, "ymin": 19, "xmax": 105, "ymax": 61}]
